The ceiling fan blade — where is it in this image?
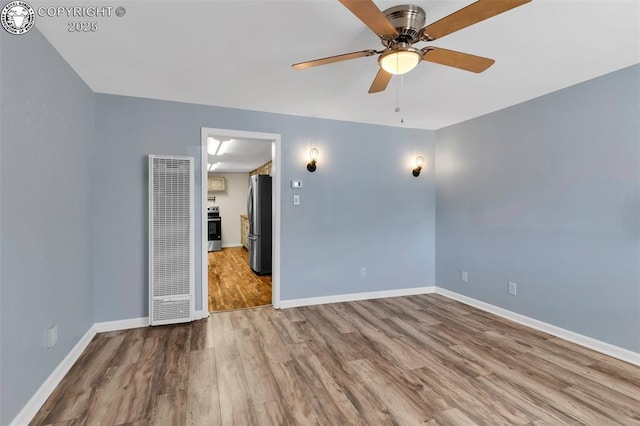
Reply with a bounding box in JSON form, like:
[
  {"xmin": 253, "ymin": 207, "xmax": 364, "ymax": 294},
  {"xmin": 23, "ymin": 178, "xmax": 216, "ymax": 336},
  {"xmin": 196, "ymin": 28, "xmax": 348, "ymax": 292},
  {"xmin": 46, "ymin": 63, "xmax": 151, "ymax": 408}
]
[
  {"xmin": 423, "ymin": 47, "xmax": 495, "ymax": 73},
  {"xmin": 421, "ymin": 0, "xmax": 531, "ymax": 40},
  {"xmin": 292, "ymin": 49, "xmax": 377, "ymax": 70},
  {"xmin": 338, "ymin": 0, "xmax": 398, "ymax": 40},
  {"xmin": 368, "ymin": 68, "xmax": 392, "ymax": 93}
]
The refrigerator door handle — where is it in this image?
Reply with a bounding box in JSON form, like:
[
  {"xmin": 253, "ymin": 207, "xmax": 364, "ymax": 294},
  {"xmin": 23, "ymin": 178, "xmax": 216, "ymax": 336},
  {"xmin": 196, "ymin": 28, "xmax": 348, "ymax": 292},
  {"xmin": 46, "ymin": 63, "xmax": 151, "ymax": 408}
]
[
  {"xmin": 247, "ymin": 185, "xmax": 253, "ymax": 235},
  {"xmin": 248, "ymin": 234, "xmax": 258, "ymax": 241}
]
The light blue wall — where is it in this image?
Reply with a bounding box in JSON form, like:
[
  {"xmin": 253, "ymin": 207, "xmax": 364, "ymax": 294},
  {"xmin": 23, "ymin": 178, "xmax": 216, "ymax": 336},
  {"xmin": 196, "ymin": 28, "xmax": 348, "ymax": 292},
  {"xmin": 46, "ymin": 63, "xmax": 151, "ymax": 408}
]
[
  {"xmin": 0, "ymin": 28, "xmax": 95, "ymax": 424},
  {"xmin": 94, "ymin": 95, "xmax": 436, "ymax": 321},
  {"xmin": 436, "ymin": 64, "xmax": 640, "ymax": 352}
]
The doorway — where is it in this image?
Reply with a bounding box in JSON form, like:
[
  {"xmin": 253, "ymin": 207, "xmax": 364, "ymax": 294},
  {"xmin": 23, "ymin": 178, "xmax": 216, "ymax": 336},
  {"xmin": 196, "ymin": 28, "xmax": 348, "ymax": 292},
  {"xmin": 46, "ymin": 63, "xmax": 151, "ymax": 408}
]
[{"xmin": 200, "ymin": 127, "xmax": 281, "ymax": 314}]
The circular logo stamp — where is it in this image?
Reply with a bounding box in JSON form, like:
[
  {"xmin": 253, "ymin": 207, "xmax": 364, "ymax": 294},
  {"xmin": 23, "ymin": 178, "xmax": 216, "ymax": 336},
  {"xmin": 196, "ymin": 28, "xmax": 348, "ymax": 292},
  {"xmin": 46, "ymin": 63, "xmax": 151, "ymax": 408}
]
[{"xmin": 1, "ymin": 1, "xmax": 35, "ymax": 35}]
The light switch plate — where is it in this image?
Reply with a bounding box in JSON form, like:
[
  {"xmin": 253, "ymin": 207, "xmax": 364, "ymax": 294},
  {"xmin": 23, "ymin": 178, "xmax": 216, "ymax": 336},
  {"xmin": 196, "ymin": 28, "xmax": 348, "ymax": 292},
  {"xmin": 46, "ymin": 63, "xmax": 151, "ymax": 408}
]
[
  {"xmin": 291, "ymin": 180, "xmax": 302, "ymax": 188},
  {"xmin": 47, "ymin": 325, "xmax": 58, "ymax": 348}
]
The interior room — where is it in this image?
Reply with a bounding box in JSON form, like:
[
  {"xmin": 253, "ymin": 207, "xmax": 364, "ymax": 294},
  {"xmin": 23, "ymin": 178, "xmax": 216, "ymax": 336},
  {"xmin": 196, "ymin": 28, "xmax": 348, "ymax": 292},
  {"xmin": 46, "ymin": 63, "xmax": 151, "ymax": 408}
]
[
  {"xmin": 1, "ymin": 0, "xmax": 639, "ymax": 424},
  {"xmin": 205, "ymin": 134, "xmax": 274, "ymax": 312}
]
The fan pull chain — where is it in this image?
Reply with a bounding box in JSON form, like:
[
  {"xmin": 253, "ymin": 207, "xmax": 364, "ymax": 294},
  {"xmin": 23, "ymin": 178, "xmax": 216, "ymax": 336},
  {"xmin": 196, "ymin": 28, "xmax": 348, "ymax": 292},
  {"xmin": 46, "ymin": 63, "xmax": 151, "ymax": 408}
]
[{"xmin": 395, "ymin": 74, "xmax": 405, "ymax": 124}]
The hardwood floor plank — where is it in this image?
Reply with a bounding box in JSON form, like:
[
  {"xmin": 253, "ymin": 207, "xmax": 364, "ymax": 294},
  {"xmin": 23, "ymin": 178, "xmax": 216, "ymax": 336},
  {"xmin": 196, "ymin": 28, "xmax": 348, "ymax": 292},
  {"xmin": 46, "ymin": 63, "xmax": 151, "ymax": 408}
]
[
  {"xmin": 186, "ymin": 386, "xmax": 221, "ymax": 426},
  {"xmin": 246, "ymin": 308, "xmax": 291, "ymax": 363},
  {"xmin": 210, "ymin": 311, "xmax": 240, "ymax": 362},
  {"xmin": 412, "ymin": 363, "xmax": 527, "ymax": 425},
  {"xmin": 113, "ymin": 336, "xmax": 166, "ymax": 424},
  {"xmin": 530, "ymin": 337, "xmax": 606, "ymax": 366},
  {"xmin": 110, "ymin": 334, "xmax": 144, "ymax": 367},
  {"xmin": 378, "ymin": 296, "xmax": 442, "ymax": 326},
  {"xmin": 268, "ymin": 360, "xmax": 326, "ymax": 425},
  {"xmin": 293, "ymin": 328, "xmax": 395, "ymax": 424},
  {"xmin": 216, "ymin": 357, "xmax": 258, "ymax": 425},
  {"xmin": 386, "ymin": 317, "xmax": 490, "ymax": 378},
  {"xmin": 433, "ymin": 407, "xmax": 480, "ymax": 426},
  {"xmin": 155, "ymin": 326, "xmax": 191, "ymax": 394},
  {"xmin": 185, "ymin": 348, "xmax": 221, "ymax": 425},
  {"xmin": 208, "ymin": 247, "xmax": 271, "ymax": 312},
  {"xmin": 82, "ymin": 364, "xmax": 136, "ymax": 425},
  {"xmin": 187, "ymin": 349, "xmax": 217, "ymax": 391},
  {"xmin": 41, "ymin": 420, "xmax": 82, "ymax": 426},
  {"xmin": 348, "ymin": 358, "xmax": 432, "ymax": 424},
  {"xmin": 149, "ymin": 391, "xmax": 187, "ymax": 426},
  {"xmin": 117, "ymin": 421, "xmax": 149, "ymax": 426},
  {"xmin": 300, "ymin": 306, "xmax": 370, "ymax": 363},
  {"xmin": 30, "ymin": 294, "xmax": 640, "ymax": 425},
  {"xmin": 342, "ymin": 303, "xmax": 433, "ymax": 369},
  {"xmin": 235, "ymin": 323, "xmax": 283, "ymax": 404},
  {"xmin": 562, "ymin": 385, "xmax": 640, "ymax": 425},
  {"xmin": 253, "ymin": 399, "xmax": 294, "ymax": 426},
  {"xmin": 229, "ymin": 309, "xmax": 253, "ymax": 331},
  {"xmin": 293, "ymin": 354, "xmax": 365, "ymax": 425},
  {"xmin": 524, "ymin": 346, "xmax": 640, "ymax": 402},
  {"xmin": 474, "ymin": 374, "xmax": 576, "ymax": 424},
  {"xmin": 31, "ymin": 391, "xmax": 92, "ymax": 425},
  {"xmin": 589, "ymin": 358, "xmax": 640, "ymax": 387},
  {"xmin": 268, "ymin": 309, "xmax": 307, "ymax": 344},
  {"xmin": 489, "ymin": 367, "xmax": 622, "ymax": 424},
  {"xmin": 189, "ymin": 318, "xmax": 211, "ymax": 351}
]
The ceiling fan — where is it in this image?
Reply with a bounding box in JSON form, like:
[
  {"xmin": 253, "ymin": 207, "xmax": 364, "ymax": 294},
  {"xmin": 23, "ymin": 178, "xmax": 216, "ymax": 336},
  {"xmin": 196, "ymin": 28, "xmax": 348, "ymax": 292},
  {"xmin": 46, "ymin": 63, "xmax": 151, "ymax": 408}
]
[{"xmin": 292, "ymin": 0, "xmax": 531, "ymax": 93}]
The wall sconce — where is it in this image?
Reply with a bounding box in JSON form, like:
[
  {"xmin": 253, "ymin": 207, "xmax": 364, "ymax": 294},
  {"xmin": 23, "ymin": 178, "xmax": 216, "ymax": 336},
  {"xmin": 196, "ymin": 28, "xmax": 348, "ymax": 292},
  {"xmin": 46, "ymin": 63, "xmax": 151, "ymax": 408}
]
[
  {"xmin": 412, "ymin": 156, "xmax": 424, "ymax": 177},
  {"xmin": 307, "ymin": 148, "xmax": 319, "ymax": 172}
]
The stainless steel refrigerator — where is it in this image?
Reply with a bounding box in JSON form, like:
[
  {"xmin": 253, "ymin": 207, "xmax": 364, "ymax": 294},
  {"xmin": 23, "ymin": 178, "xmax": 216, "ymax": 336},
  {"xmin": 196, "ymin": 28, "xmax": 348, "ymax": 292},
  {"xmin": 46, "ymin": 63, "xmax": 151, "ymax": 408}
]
[{"xmin": 247, "ymin": 175, "xmax": 272, "ymax": 274}]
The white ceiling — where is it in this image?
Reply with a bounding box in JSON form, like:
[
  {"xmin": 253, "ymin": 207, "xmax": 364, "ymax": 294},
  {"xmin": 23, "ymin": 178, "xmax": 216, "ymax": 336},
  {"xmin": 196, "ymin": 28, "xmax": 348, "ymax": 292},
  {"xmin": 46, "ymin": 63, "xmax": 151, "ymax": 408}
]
[
  {"xmin": 206, "ymin": 135, "xmax": 272, "ymax": 173},
  {"xmin": 34, "ymin": 1, "xmax": 639, "ymax": 130}
]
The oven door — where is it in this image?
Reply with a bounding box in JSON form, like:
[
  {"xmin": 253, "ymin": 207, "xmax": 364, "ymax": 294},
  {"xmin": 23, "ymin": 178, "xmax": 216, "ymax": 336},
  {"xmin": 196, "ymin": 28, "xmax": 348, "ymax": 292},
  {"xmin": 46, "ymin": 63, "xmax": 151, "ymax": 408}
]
[
  {"xmin": 207, "ymin": 217, "xmax": 222, "ymax": 252},
  {"xmin": 208, "ymin": 218, "xmax": 221, "ymax": 240}
]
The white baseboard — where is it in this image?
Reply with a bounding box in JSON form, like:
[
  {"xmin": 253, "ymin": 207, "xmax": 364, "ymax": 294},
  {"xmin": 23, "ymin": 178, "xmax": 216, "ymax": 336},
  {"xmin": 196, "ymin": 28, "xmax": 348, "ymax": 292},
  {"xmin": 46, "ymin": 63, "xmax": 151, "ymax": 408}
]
[
  {"xmin": 279, "ymin": 286, "xmax": 436, "ymax": 309},
  {"xmin": 94, "ymin": 310, "xmax": 207, "ymax": 332},
  {"xmin": 194, "ymin": 310, "xmax": 208, "ymax": 320},
  {"xmin": 222, "ymin": 243, "xmax": 243, "ymax": 248},
  {"xmin": 94, "ymin": 317, "xmax": 149, "ymax": 333},
  {"xmin": 10, "ymin": 325, "xmax": 97, "ymax": 426},
  {"xmin": 436, "ymin": 288, "xmax": 640, "ymax": 367}
]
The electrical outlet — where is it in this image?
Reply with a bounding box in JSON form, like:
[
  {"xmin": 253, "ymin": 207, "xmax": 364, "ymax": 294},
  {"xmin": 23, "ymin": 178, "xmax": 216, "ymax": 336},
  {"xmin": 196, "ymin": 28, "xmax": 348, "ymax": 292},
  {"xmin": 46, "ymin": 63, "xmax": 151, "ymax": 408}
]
[
  {"xmin": 508, "ymin": 281, "xmax": 517, "ymax": 296},
  {"xmin": 47, "ymin": 325, "xmax": 58, "ymax": 348},
  {"xmin": 360, "ymin": 267, "xmax": 367, "ymax": 278},
  {"xmin": 461, "ymin": 270, "xmax": 468, "ymax": 283},
  {"xmin": 293, "ymin": 195, "xmax": 300, "ymax": 205}
]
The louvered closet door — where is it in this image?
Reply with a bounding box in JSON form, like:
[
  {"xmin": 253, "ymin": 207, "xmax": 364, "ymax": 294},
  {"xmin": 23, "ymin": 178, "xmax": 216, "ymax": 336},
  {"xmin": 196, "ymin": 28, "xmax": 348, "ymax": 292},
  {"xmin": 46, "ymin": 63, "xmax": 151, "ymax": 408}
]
[{"xmin": 149, "ymin": 155, "xmax": 195, "ymax": 325}]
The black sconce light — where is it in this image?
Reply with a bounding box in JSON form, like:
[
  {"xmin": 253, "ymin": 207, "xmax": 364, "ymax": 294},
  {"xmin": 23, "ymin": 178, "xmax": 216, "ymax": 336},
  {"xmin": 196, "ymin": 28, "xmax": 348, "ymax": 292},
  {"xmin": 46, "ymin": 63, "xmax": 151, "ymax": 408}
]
[
  {"xmin": 307, "ymin": 148, "xmax": 319, "ymax": 172},
  {"xmin": 412, "ymin": 155, "xmax": 424, "ymax": 177}
]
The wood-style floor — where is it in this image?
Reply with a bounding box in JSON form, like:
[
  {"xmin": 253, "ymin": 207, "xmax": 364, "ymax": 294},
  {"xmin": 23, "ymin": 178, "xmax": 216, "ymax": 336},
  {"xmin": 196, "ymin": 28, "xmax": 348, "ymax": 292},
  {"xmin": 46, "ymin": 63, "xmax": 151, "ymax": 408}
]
[
  {"xmin": 208, "ymin": 247, "xmax": 271, "ymax": 312},
  {"xmin": 31, "ymin": 294, "xmax": 640, "ymax": 425}
]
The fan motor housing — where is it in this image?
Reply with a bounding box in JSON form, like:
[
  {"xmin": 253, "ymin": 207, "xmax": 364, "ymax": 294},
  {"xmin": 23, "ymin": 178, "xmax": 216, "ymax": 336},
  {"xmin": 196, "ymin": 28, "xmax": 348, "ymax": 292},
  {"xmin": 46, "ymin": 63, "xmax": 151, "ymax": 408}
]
[{"xmin": 383, "ymin": 4, "xmax": 426, "ymax": 44}]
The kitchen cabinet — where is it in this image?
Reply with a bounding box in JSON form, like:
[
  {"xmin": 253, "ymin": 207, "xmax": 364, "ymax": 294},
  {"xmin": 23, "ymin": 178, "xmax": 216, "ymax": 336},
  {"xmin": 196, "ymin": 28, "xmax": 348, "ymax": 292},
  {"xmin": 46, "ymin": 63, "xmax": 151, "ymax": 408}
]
[
  {"xmin": 208, "ymin": 177, "xmax": 225, "ymax": 192},
  {"xmin": 240, "ymin": 215, "xmax": 249, "ymax": 249},
  {"xmin": 250, "ymin": 161, "xmax": 272, "ymax": 176}
]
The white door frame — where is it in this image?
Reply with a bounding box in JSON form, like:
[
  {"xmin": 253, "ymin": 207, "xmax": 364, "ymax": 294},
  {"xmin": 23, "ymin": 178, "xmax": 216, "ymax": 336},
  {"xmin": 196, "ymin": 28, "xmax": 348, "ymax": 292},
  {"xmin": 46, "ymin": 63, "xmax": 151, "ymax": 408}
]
[{"xmin": 200, "ymin": 127, "xmax": 281, "ymax": 315}]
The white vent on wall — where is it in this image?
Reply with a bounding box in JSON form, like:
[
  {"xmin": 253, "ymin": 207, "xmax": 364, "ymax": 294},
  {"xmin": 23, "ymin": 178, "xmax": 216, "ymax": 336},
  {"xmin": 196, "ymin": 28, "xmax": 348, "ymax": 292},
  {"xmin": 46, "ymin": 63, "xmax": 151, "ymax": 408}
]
[{"xmin": 149, "ymin": 155, "xmax": 195, "ymax": 326}]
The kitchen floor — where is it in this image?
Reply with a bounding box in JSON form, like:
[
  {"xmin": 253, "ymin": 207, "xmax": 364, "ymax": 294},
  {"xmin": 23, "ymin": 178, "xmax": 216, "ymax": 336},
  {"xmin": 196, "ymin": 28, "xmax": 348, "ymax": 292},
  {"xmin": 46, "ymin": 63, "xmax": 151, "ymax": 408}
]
[{"xmin": 208, "ymin": 247, "xmax": 272, "ymax": 312}]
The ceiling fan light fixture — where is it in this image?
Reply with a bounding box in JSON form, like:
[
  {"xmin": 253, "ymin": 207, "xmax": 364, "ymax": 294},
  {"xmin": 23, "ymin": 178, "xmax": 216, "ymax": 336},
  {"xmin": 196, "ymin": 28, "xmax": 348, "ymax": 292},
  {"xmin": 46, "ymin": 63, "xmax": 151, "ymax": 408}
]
[{"xmin": 379, "ymin": 46, "xmax": 421, "ymax": 75}]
